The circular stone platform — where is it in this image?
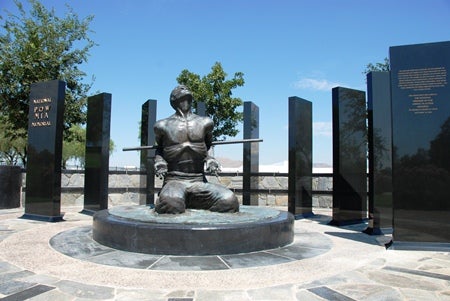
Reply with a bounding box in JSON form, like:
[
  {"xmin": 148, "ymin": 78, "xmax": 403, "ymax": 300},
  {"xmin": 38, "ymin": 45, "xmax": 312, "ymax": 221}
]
[{"xmin": 93, "ymin": 205, "xmax": 294, "ymax": 255}]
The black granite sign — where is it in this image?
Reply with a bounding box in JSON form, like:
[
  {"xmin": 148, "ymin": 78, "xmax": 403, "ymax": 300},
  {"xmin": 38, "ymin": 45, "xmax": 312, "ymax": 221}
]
[
  {"xmin": 83, "ymin": 93, "xmax": 112, "ymax": 212},
  {"xmin": 331, "ymin": 87, "xmax": 367, "ymax": 225},
  {"xmin": 366, "ymin": 71, "xmax": 393, "ymax": 234},
  {"xmin": 243, "ymin": 101, "xmax": 260, "ymax": 206},
  {"xmin": 0, "ymin": 166, "xmax": 22, "ymax": 209},
  {"xmin": 390, "ymin": 41, "xmax": 450, "ymax": 244},
  {"xmin": 288, "ymin": 97, "xmax": 313, "ymax": 218},
  {"xmin": 23, "ymin": 80, "xmax": 65, "ymax": 222},
  {"xmin": 140, "ymin": 99, "xmax": 157, "ymax": 205}
]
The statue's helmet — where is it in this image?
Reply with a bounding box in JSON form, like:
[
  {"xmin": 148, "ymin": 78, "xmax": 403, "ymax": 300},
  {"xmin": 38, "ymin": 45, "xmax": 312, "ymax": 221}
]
[{"xmin": 170, "ymin": 85, "xmax": 193, "ymax": 110}]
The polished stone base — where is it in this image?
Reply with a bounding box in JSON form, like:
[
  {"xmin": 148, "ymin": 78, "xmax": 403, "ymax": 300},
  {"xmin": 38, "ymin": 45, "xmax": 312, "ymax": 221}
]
[
  {"xmin": 20, "ymin": 213, "xmax": 65, "ymax": 222},
  {"xmin": 51, "ymin": 225, "xmax": 331, "ymax": 271},
  {"xmin": 93, "ymin": 205, "xmax": 294, "ymax": 255},
  {"xmin": 388, "ymin": 241, "xmax": 450, "ymax": 252}
]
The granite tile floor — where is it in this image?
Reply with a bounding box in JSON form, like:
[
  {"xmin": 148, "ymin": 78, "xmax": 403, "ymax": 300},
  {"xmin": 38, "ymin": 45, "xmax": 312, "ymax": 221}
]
[{"xmin": 0, "ymin": 206, "xmax": 449, "ymax": 301}]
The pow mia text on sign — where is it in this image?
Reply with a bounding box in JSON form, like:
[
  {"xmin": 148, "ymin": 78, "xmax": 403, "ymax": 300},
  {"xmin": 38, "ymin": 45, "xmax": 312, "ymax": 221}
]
[{"xmin": 31, "ymin": 97, "xmax": 52, "ymax": 127}]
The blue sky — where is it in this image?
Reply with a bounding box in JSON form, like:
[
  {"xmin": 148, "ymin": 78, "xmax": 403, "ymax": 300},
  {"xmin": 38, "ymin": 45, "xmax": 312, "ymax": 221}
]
[{"xmin": 2, "ymin": 0, "xmax": 450, "ymax": 167}]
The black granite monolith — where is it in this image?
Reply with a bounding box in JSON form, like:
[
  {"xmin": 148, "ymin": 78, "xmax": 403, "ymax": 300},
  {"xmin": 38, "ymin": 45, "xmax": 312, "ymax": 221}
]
[
  {"xmin": 243, "ymin": 101, "xmax": 259, "ymax": 206},
  {"xmin": 83, "ymin": 93, "xmax": 112, "ymax": 213},
  {"xmin": 22, "ymin": 80, "xmax": 65, "ymax": 222},
  {"xmin": 140, "ymin": 99, "xmax": 157, "ymax": 205},
  {"xmin": 288, "ymin": 97, "xmax": 313, "ymax": 218},
  {"xmin": 331, "ymin": 87, "xmax": 367, "ymax": 225},
  {"xmin": 196, "ymin": 101, "xmax": 206, "ymax": 117},
  {"xmin": 365, "ymin": 71, "xmax": 393, "ymax": 235},
  {"xmin": 0, "ymin": 166, "xmax": 22, "ymax": 209},
  {"xmin": 390, "ymin": 41, "xmax": 450, "ymax": 246}
]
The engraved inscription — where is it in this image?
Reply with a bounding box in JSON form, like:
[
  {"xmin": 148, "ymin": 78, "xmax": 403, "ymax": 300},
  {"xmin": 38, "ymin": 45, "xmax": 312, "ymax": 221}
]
[
  {"xmin": 33, "ymin": 97, "xmax": 52, "ymax": 104},
  {"xmin": 397, "ymin": 67, "xmax": 447, "ymax": 114},
  {"xmin": 398, "ymin": 67, "xmax": 447, "ymax": 91},
  {"xmin": 408, "ymin": 93, "xmax": 438, "ymax": 114},
  {"xmin": 31, "ymin": 97, "xmax": 52, "ymax": 127}
]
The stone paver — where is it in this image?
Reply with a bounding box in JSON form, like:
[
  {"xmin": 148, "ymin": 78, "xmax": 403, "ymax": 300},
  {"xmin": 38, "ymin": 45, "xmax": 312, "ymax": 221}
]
[{"xmin": 0, "ymin": 207, "xmax": 449, "ymax": 300}]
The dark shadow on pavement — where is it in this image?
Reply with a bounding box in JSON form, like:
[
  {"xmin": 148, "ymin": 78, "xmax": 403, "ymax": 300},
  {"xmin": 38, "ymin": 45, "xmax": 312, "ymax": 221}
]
[{"xmin": 324, "ymin": 231, "xmax": 384, "ymax": 246}]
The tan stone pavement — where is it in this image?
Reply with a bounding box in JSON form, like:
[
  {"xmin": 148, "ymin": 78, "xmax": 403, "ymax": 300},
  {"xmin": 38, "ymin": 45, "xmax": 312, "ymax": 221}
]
[{"xmin": 0, "ymin": 207, "xmax": 449, "ymax": 300}]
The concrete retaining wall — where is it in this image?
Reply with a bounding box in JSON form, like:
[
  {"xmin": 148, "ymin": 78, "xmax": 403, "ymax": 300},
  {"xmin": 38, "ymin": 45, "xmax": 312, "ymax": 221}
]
[{"xmin": 20, "ymin": 171, "xmax": 333, "ymax": 208}]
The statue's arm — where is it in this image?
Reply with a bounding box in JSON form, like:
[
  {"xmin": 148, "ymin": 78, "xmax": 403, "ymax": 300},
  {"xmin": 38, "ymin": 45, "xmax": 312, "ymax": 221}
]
[
  {"xmin": 153, "ymin": 122, "xmax": 168, "ymax": 178},
  {"xmin": 203, "ymin": 118, "xmax": 221, "ymax": 174},
  {"xmin": 204, "ymin": 118, "xmax": 214, "ymax": 150}
]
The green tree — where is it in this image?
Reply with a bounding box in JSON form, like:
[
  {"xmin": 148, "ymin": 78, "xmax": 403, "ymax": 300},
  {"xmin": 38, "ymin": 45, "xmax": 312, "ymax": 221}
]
[
  {"xmin": 176, "ymin": 62, "xmax": 245, "ymax": 141},
  {"xmin": 0, "ymin": 0, "xmax": 96, "ymax": 165},
  {"xmin": 62, "ymin": 124, "xmax": 86, "ymax": 168},
  {"xmin": 62, "ymin": 124, "xmax": 115, "ymax": 169},
  {"xmin": 364, "ymin": 57, "xmax": 390, "ymax": 74},
  {"xmin": 0, "ymin": 121, "xmax": 27, "ymax": 165}
]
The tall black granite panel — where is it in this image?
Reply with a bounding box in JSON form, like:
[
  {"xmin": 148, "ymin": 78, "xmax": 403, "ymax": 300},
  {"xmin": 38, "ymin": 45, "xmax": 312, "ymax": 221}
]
[
  {"xmin": 366, "ymin": 72, "xmax": 393, "ymax": 235},
  {"xmin": 288, "ymin": 97, "xmax": 313, "ymax": 218},
  {"xmin": 390, "ymin": 41, "xmax": 450, "ymax": 243},
  {"xmin": 243, "ymin": 102, "xmax": 259, "ymax": 206},
  {"xmin": 23, "ymin": 80, "xmax": 65, "ymax": 222},
  {"xmin": 331, "ymin": 87, "xmax": 367, "ymax": 225},
  {"xmin": 0, "ymin": 166, "xmax": 22, "ymax": 209},
  {"xmin": 83, "ymin": 93, "xmax": 112, "ymax": 212},
  {"xmin": 196, "ymin": 101, "xmax": 206, "ymax": 117},
  {"xmin": 140, "ymin": 99, "xmax": 157, "ymax": 205}
]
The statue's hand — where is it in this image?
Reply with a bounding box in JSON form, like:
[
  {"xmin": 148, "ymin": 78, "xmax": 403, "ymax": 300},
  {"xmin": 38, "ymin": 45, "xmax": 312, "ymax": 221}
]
[
  {"xmin": 205, "ymin": 157, "xmax": 221, "ymax": 175},
  {"xmin": 154, "ymin": 161, "xmax": 168, "ymax": 179}
]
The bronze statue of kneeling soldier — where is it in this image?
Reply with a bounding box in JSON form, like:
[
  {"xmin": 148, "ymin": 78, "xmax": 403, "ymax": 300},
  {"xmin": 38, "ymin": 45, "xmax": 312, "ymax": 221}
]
[{"xmin": 153, "ymin": 85, "xmax": 239, "ymax": 214}]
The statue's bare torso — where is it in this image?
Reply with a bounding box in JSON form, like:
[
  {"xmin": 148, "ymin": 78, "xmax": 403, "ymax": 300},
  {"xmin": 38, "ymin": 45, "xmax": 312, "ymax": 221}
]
[
  {"xmin": 154, "ymin": 113, "xmax": 213, "ymax": 174},
  {"xmin": 153, "ymin": 85, "xmax": 238, "ymax": 214}
]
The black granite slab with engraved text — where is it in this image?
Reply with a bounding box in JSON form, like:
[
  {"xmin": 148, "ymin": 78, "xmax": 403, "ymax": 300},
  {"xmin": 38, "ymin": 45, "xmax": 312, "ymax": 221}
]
[
  {"xmin": 23, "ymin": 80, "xmax": 65, "ymax": 222},
  {"xmin": 390, "ymin": 41, "xmax": 450, "ymax": 244}
]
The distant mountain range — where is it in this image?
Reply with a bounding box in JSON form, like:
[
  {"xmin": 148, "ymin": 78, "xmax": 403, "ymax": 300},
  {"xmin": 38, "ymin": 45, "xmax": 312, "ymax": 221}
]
[{"xmin": 217, "ymin": 158, "xmax": 332, "ymax": 173}]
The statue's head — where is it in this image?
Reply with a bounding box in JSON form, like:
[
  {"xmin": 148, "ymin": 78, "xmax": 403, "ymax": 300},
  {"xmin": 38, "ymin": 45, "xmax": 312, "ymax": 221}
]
[{"xmin": 170, "ymin": 85, "xmax": 193, "ymax": 111}]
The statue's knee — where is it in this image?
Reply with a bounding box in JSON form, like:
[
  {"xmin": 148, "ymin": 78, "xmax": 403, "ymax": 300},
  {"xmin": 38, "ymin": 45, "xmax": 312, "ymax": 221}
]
[
  {"xmin": 212, "ymin": 192, "xmax": 239, "ymax": 213},
  {"xmin": 226, "ymin": 194, "xmax": 239, "ymax": 212},
  {"xmin": 156, "ymin": 196, "xmax": 186, "ymax": 214}
]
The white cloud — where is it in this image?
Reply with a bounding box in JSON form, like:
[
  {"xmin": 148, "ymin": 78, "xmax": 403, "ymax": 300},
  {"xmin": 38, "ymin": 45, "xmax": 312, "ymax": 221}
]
[
  {"xmin": 294, "ymin": 78, "xmax": 341, "ymax": 91},
  {"xmin": 313, "ymin": 122, "xmax": 332, "ymax": 137}
]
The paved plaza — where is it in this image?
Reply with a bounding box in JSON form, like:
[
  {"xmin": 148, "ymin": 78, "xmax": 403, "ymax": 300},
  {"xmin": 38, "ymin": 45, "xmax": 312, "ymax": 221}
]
[{"xmin": 0, "ymin": 206, "xmax": 449, "ymax": 300}]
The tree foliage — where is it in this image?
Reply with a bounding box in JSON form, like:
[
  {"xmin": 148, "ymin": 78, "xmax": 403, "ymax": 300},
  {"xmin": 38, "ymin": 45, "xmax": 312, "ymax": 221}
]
[
  {"xmin": 62, "ymin": 124, "xmax": 86, "ymax": 168},
  {"xmin": 62, "ymin": 124, "xmax": 115, "ymax": 168},
  {"xmin": 0, "ymin": 121, "xmax": 27, "ymax": 165},
  {"xmin": 0, "ymin": 0, "xmax": 96, "ymax": 165},
  {"xmin": 364, "ymin": 57, "xmax": 390, "ymax": 74},
  {"xmin": 176, "ymin": 62, "xmax": 245, "ymax": 141}
]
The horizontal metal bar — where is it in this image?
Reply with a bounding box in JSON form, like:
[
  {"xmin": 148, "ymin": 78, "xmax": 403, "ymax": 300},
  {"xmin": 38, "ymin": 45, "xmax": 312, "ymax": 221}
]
[
  {"xmin": 211, "ymin": 138, "xmax": 263, "ymax": 145},
  {"xmin": 122, "ymin": 145, "xmax": 157, "ymax": 151},
  {"xmin": 122, "ymin": 138, "xmax": 263, "ymax": 152}
]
